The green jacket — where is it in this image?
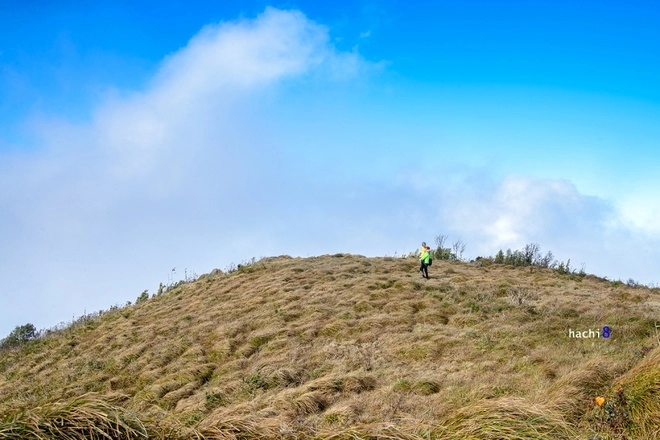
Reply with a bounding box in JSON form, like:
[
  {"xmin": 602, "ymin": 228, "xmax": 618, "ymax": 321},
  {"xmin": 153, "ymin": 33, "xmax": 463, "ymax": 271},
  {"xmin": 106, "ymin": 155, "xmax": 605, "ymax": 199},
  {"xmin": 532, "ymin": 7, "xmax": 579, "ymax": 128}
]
[{"xmin": 420, "ymin": 248, "xmax": 430, "ymax": 264}]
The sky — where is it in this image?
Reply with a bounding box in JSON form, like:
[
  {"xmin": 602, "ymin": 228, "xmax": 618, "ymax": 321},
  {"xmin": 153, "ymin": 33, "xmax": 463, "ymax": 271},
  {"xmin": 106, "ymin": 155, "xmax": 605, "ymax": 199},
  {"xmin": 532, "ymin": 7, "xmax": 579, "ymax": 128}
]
[{"xmin": 1, "ymin": 0, "xmax": 660, "ymax": 337}]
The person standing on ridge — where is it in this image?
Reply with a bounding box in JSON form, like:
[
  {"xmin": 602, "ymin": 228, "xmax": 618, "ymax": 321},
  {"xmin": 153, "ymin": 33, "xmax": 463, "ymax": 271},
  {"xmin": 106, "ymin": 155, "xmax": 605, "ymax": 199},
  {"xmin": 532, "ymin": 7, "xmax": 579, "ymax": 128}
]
[{"xmin": 419, "ymin": 242, "xmax": 430, "ymax": 279}]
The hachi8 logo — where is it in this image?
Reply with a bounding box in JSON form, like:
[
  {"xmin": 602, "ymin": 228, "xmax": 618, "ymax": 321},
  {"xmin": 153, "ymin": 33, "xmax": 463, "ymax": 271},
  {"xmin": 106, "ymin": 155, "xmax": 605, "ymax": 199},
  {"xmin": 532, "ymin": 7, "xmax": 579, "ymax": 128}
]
[{"xmin": 568, "ymin": 326, "xmax": 611, "ymax": 339}]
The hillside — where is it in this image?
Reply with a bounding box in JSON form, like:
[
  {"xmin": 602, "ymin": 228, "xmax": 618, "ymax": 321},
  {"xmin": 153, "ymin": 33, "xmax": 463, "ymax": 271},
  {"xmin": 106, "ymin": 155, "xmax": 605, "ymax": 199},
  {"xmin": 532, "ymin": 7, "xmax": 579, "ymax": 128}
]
[{"xmin": 1, "ymin": 254, "xmax": 659, "ymax": 439}]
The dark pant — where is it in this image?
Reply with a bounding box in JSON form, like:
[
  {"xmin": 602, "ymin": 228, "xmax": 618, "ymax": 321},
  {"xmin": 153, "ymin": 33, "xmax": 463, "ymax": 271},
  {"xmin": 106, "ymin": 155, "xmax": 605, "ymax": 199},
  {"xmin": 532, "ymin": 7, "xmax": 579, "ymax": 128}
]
[{"xmin": 420, "ymin": 261, "xmax": 428, "ymax": 278}]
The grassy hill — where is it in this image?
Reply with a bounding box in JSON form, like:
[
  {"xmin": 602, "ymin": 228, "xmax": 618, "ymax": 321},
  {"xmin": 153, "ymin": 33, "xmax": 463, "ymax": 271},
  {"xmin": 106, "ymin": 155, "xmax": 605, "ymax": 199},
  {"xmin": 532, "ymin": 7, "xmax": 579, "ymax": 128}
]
[{"xmin": 1, "ymin": 254, "xmax": 658, "ymax": 439}]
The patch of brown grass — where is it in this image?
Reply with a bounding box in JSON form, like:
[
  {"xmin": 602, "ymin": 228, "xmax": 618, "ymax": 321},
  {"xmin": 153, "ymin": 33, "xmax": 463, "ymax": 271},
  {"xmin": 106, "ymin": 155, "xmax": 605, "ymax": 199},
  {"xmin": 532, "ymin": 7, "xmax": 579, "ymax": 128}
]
[
  {"xmin": 0, "ymin": 393, "xmax": 147, "ymax": 440},
  {"xmin": 436, "ymin": 397, "xmax": 577, "ymax": 440}
]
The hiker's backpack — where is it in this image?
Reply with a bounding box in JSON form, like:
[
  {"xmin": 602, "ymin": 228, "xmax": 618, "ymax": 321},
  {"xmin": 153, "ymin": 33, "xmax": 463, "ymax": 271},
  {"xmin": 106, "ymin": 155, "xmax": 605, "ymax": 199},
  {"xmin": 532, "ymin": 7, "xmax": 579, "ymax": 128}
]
[{"xmin": 428, "ymin": 256, "xmax": 432, "ymax": 266}]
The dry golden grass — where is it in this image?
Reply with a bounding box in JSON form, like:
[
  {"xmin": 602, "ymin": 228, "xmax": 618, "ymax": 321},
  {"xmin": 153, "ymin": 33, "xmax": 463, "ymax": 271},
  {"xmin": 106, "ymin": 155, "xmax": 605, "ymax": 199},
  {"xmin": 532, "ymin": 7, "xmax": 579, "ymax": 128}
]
[
  {"xmin": 0, "ymin": 393, "xmax": 147, "ymax": 440},
  {"xmin": 435, "ymin": 396, "xmax": 578, "ymax": 439},
  {"xmin": 1, "ymin": 254, "xmax": 659, "ymax": 439}
]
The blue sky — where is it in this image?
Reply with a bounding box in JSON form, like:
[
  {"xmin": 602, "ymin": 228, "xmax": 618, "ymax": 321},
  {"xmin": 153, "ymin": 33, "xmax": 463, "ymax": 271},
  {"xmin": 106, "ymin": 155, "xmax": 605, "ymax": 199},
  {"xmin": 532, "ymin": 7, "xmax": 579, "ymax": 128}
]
[{"xmin": 1, "ymin": 1, "xmax": 660, "ymax": 336}]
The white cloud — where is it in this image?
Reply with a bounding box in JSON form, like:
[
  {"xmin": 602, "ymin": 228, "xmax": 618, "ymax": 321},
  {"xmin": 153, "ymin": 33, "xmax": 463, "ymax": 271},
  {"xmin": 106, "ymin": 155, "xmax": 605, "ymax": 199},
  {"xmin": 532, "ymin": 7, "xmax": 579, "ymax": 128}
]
[
  {"xmin": 466, "ymin": 176, "xmax": 609, "ymax": 249},
  {"xmin": 0, "ymin": 8, "xmax": 375, "ymax": 336},
  {"xmin": 91, "ymin": 7, "xmax": 370, "ymax": 182},
  {"xmin": 617, "ymin": 190, "xmax": 660, "ymax": 238},
  {"xmin": 156, "ymin": 8, "xmax": 326, "ymax": 91}
]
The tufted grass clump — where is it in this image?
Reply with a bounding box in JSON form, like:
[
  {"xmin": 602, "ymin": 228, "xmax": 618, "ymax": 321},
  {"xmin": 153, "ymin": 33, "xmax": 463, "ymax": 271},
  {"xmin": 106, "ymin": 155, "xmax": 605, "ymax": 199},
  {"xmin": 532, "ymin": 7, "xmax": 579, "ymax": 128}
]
[
  {"xmin": 435, "ymin": 397, "xmax": 578, "ymax": 440},
  {"xmin": 0, "ymin": 393, "xmax": 147, "ymax": 440}
]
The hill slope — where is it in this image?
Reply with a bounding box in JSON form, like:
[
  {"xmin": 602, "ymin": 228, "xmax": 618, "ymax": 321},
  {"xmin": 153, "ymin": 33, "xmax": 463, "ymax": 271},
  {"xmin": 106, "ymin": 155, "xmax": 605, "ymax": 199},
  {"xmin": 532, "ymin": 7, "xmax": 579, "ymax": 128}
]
[{"xmin": 1, "ymin": 254, "xmax": 659, "ymax": 439}]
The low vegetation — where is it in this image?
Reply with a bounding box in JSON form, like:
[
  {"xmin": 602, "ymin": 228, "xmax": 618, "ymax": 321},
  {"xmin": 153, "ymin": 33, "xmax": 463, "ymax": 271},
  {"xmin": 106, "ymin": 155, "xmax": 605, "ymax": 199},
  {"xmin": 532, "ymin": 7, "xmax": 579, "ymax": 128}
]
[{"xmin": 1, "ymin": 250, "xmax": 658, "ymax": 439}]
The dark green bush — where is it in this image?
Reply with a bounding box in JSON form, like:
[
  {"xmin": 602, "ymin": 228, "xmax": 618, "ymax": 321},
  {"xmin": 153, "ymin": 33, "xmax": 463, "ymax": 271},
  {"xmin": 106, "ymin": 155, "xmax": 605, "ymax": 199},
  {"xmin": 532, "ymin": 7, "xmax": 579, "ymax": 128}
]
[{"xmin": 0, "ymin": 323, "xmax": 38, "ymax": 349}]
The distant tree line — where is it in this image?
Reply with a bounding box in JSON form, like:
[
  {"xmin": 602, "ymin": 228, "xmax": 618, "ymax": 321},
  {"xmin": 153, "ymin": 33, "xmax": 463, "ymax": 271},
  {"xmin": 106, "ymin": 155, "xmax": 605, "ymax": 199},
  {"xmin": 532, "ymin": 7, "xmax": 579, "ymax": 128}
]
[
  {"xmin": 427, "ymin": 235, "xmax": 584, "ymax": 276},
  {"xmin": 492, "ymin": 243, "xmax": 556, "ymax": 268},
  {"xmin": 487, "ymin": 243, "xmax": 583, "ymax": 275}
]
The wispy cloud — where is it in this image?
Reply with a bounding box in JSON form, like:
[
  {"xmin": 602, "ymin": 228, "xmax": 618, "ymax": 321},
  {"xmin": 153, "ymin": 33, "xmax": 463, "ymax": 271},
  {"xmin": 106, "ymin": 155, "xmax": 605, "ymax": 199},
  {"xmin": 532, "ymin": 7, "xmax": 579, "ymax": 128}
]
[
  {"xmin": 617, "ymin": 189, "xmax": 660, "ymax": 239},
  {"xmin": 443, "ymin": 175, "xmax": 611, "ymax": 248},
  {"xmin": 0, "ymin": 8, "xmax": 375, "ymax": 335}
]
